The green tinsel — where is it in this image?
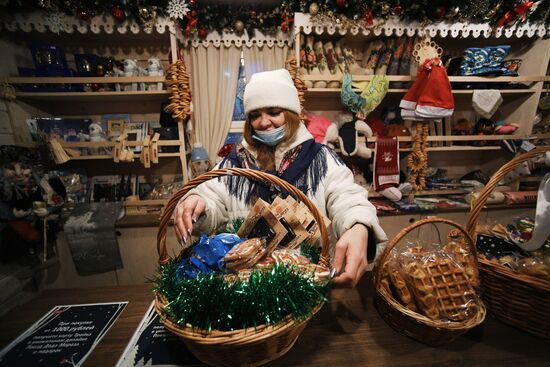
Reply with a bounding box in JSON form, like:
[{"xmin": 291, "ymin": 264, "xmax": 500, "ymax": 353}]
[
  {"xmin": 153, "ymin": 261, "xmax": 328, "ymax": 332},
  {"xmin": 215, "ymin": 217, "xmax": 244, "ymax": 235},
  {"xmin": 300, "ymin": 242, "xmax": 321, "ymax": 264}
]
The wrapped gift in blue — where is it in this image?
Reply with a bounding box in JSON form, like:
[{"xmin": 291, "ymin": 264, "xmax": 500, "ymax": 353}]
[{"xmin": 460, "ymin": 45, "xmax": 511, "ymax": 76}]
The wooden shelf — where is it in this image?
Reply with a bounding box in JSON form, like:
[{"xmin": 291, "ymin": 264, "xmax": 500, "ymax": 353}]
[
  {"xmin": 364, "ymin": 133, "xmax": 550, "ymax": 143},
  {"xmin": 306, "ymin": 88, "xmax": 535, "ymax": 97},
  {"xmin": 16, "ymin": 90, "xmax": 169, "ymax": 102},
  {"xmin": 302, "ymin": 75, "xmax": 546, "ymax": 82},
  {"xmin": 7, "ymin": 76, "xmax": 166, "ymax": 84},
  {"xmin": 368, "ymin": 188, "xmax": 469, "ymax": 198}
]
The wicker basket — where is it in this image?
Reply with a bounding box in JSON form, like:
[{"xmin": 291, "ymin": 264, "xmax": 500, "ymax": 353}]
[
  {"xmin": 155, "ymin": 167, "xmax": 331, "ymax": 367},
  {"xmin": 374, "ymin": 217, "xmax": 486, "ymax": 346},
  {"xmin": 466, "ymin": 146, "xmax": 550, "ymax": 339}
]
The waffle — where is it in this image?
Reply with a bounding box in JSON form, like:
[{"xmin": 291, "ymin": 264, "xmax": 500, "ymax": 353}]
[
  {"xmin": 406, "ymin": 255, "xmax": 478, "ymax": 321},
  {"xmin": 443, "ymin": 241, "xmax": 479, "ymax": 288},
  {"xmin": 225, "ymin": 248, "xmax": 267, "ymax": 271},
  {"xmin": 389, "ymin": 269, "xmax": 418, "ymax": 312},
  {"xmin": 224, "ymin": 238, "xmax": 265, "ymax": 262}
]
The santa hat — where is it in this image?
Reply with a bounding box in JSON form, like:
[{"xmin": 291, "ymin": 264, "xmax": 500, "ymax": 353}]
[
  {"xmin": 399, "ymin": 62, "xmax": 430, "ymax": 111},
  {"xmin": 244, "ymin": 69, "xmax": 301, "ymax": 114},
  {"xmin": 415, "ymin": 59, "xmax": 454, "ymax": 118}
]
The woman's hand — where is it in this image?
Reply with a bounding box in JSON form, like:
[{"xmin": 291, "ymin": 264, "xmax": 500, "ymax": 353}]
[
  {"xmin": 174, "ymin": 194, "xmax": 206, "ymax": 245},
  {"xmin": 332, "ymin": 223, "xmax": 369, "ymax": 288}
]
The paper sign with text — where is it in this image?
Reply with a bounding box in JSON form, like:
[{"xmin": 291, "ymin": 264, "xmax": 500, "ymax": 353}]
[{"xmin": 0, "ymin": 302, "xmax": 127, "ymax": 367}]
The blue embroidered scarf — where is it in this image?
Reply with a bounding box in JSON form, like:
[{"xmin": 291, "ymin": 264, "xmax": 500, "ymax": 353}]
[{"xmin": 220, "ymin": 139, "xmax": 339, "ymax": 204}]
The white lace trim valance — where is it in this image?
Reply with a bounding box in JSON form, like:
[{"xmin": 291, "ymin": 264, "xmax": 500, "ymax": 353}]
[
  {"xmin": 295, "ymin": 12, "xmax": 549, "ymax": 39},
  {"xmin": 0, "ymin": 11, "xmax": 175, "ymax": 35},
  {"xmin": 178, "ymin": 28, "xmax": 291, "ymax": 48}
]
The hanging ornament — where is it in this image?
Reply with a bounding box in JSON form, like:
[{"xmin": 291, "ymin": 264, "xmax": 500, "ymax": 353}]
[
  {"xmin": 381, "ymin": 3, "xmax": 391, "ymax": 15},
  {"xmin": 197, "ymin": 28, "xmax": 207, "ymax": 39},
  {"xmin": 484, "ymin": 1, "xmax": 502, "ymax": 20},
  {"xmin": 309, "ymin": 2, "xmax": 319, "ymax": 15},
  {"xmin": 250, "ymin": 9, "xmax": 257, "ymax": 19},
  {"xmin": 336, "ymin": 0, "xmax": 347, "ymax": 7},
  {"xmin": 90, "ymin": 83, "xmax": 100, "ymax": 92},
  {"xmin": 96, "ymin": 64, "xmax": 105, "ymax": 77},
  {"xmin": 234, "ymin": 20, "xmax": 245, "ymax": 35},
  {"xmin": 76, "ymin": 8, "xmax": 90, "ymax": 21},
  {"xmin": 111, "ymin": 6, "xmax": 125, "ymax": 22},
  {"xmin": 167, "ymin": 0, "xmax": 190, "ymax": 20},
  {"xmin": 139, "ymin": 7, "xmax": 154, "ymax": 22},
  {"xmin": 45, "ymin": 12, "xmax": 64, "ymax": 34},
  {"xmin": 447, "ymin": 6, "xmax": 460, "ymax": 19},
  {"xmin": 393, "ymin": 4, "xmax": 403, "ymax": 16},
  {"xmin": 500, "ymin": 0, "xmax": 536, "ymax": 25},
  {"xmin": 189, "ymin": 0, "xmax": 196, "ymax": 5},
  {"xmin": 436, "ymin": 6, "xmax": 446, "ymax": 19},
  {"xmin": 363, "ymin": 8, "xmax": 374, "ymax": 26}
]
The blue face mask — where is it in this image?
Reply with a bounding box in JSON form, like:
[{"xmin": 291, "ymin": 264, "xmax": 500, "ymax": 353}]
[{"xmin": 252, "ymin": 125, "xmax": 286, "ymax": 146}]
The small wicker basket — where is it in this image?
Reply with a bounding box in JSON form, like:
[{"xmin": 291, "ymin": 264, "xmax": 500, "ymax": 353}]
[
  {"xmin": 154, "ymin": 167, "xmax": 330, "ymax": 367},
  {"xmin": 466, "ymin": 146, "xmax": 550, "ymax": 339},
  {"xmin": 374, "ymin": 217, "xmax": 486, "ymax": 346}
]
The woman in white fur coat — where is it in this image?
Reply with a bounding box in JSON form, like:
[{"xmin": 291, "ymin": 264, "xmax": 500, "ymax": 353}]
[{"xmin": 174, "ymin": 69, "xmax": 387, "ymax": 288}]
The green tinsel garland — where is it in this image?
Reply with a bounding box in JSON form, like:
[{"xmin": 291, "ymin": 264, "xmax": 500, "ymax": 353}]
[
  {"xmin": 215, "ymin": 217, "xmax": 244, "ymax": 235},
  {"xmin": 154, "ymin": 261, "xmax": 328, "ymax": 332},
  {"xmin": 300, "ymin": 242, "xmax": 321, "ymax": 264}
]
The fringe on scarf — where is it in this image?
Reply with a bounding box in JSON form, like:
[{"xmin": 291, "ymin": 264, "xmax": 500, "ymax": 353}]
[{"xmin": 218, "ymin": 145, "xmax": 343, "ymax": 205}]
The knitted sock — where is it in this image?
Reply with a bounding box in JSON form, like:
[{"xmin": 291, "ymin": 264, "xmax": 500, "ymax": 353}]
[
  {"xmin": 374, "ymin": 137, "xmax": 400, "ymax": 191},
  {"xmin": 375, "ymin": 38, "xmax": 395, "ymax": 75},
  {"xmin": 334, "ymin": 41, "xmax": 348, "ymax": 74},
  {"xmin": 362, "ymin": 40, "xmax": 384, "ymax": 75},
  {"xmin": 324, "ymin": 41, "xmax": 341, "ymax": 88},
  {"xmin": 313, "ymin": 40, "xmax": 330, "ymax": 88}
]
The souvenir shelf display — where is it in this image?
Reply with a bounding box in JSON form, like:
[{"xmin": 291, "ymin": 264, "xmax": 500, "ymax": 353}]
[
  {"xmin": 293, "ymin": 12, "xmax": 550, "ymax": 152},
  {"xmin": 0, "ymin": 13, "xmax": 190, "ymax": 213}
]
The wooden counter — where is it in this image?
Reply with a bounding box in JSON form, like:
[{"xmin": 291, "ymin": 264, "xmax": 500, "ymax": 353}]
[{"xmin": 1, "ymin": 274, "xmax": 548, "ymax": 366}]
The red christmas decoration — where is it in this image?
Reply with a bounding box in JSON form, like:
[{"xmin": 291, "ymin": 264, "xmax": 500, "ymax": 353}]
[
  {"xmin": 90, "ymin": 83, "xmax": 100, "ymax": 92},
  {"xmin": 280, "ymin": 11, "xmax": 294, "ymax": 33},
  {"xmin": 393, "ymin": 4, "xmax": 402, "ymax": 15},
  {"xmin": 76, "ymin": 8, "xmax": 90, "ymax": 21},
  {"xmin": 336, "ymin": 0, "xmax": 347, "ymax": 7},
  {"xmin": 497, "ymin": 1, "xmax": 535, "ymax": 27},
  {"xmin": 190, "ymin": 0, "xmax": 196, "ymax": 5},
  {"xmin": 197, "ymin": 28, "xmax": 207, "ymax": 39},
  {"xmin": 436, "ymin": 6, "xmax": 446, "ymax": 19},
  {"xmin": 363, "ymin": 9, "xmax": 374, "ymax": 26},
  {"xmin": 111, "ymin": 6, "xmax": 125, "ymax": 22},
  {"xmin": 250, "ymin": 10, "xmax": 257, "ymax": 18}
]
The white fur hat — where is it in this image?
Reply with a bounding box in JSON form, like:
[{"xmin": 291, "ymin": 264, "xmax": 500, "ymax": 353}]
[{"xmin": 243, "ymin": 69, "xmax": 301, "ymax": 115}]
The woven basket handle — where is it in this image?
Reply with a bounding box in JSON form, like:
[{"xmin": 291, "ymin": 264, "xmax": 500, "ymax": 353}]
[
  {"xmin": 157, "ymin": 167, "xmax": 330, "ymax": 268},
  {"xmin": 374, "ymin": 217, "xmax": 476, "ymax": 288},
  {"xmin": 466, "ymin": 146, "xmax": 550, "ymax": 238}
]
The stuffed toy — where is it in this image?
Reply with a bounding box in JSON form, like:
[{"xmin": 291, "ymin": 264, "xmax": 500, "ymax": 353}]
[
  {"xmin": 324, "ymin": 111, "xmax": 373, "ymax": 159},
  {"xmin": 494, "ymin": 120, "xmax": 520, "ymax": 134},
  {"xmin": 80, "ymin": 122, "xmax": 109, "ymax": 155},
  {"xmin": 123, "ymin": 59, "xmax": 140, "ymax": 91},
  {"xmin": 146, "ymin": 57, "xmax": 164, "ymax": 91},
  {"xmin": 305, "ymin": 111, "xmax": 332, "ymax": 144}
]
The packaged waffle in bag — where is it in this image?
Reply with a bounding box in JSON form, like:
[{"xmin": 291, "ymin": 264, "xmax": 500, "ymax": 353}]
[{"xmin": 386, "ymin": 240, "xmax": 480, "ymax": 322}]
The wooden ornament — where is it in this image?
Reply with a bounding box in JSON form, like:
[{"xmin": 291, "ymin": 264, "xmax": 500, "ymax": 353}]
[{"xmin": 413, "ymin": 36, "xmax": 443, "ymax": 64}]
